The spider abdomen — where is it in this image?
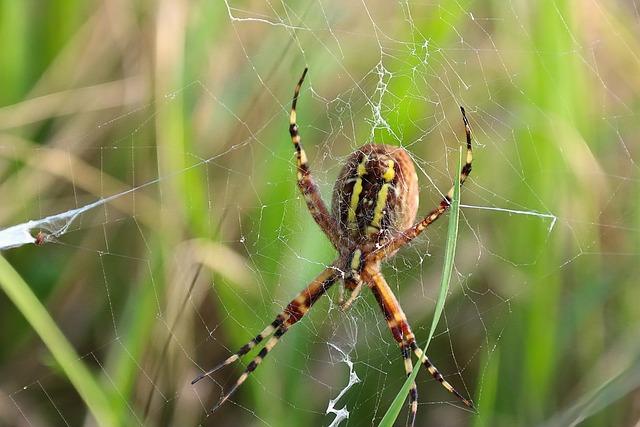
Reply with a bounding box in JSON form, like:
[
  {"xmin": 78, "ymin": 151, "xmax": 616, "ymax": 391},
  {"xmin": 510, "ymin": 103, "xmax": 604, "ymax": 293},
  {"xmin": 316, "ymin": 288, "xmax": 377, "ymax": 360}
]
[{"xmin": 332, "ymin": 144, "xmax": 419, "ymax": 243}]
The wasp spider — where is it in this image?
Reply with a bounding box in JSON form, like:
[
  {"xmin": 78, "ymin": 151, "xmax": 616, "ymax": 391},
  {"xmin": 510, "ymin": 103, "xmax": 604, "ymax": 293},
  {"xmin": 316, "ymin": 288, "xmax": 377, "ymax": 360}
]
[{"xmin": 193, "ymin": 68, "xmax": 476, "ymax": 425}]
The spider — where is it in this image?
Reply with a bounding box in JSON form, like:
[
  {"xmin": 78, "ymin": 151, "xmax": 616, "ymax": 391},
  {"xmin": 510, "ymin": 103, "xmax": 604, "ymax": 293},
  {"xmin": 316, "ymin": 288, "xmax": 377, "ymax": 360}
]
[{"xmin": 193, "ymin": 68, "xmax": 476, "ymax": 425}]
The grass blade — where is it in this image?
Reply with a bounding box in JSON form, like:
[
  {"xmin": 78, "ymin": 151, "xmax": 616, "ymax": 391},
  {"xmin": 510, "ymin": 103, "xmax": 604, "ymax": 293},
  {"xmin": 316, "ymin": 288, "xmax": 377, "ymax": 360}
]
[
  {"xmin": 378, "ymin": 147, "xmax": 463, "ymax": 426},
  {"xmin": 0, "ymin": 255, "xmax": 117, "ymax": 427}
]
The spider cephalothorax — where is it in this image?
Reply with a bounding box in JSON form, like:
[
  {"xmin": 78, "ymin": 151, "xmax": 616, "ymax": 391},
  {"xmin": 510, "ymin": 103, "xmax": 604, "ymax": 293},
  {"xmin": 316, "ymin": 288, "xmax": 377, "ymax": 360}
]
[{"xmin": 193, "ymin": 68, "xmax": 475, "ymax": 426}]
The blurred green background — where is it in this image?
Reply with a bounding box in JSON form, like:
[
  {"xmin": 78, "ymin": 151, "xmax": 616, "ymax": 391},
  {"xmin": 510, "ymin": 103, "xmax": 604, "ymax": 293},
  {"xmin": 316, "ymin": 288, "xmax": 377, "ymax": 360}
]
[{"xmin": 0, "ymin": 1, "xmax": 638, "ymax": 426}]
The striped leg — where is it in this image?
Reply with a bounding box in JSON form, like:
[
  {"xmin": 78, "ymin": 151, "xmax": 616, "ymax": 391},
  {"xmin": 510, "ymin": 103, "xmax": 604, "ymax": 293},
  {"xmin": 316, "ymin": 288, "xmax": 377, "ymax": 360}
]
[
  {"xmin": 402, "ymin": 336, "xmax": 419, "ymax": 427},
  {"xmin": 367, "ymin": 269, "xmax": 420, "ymax": 426},
  {"xmin": 192, "ymin": 266, "xmax": 339, "ymax": 412},
  {"xmin": 289, "ymin": 68, "xmax": 340, "ymax": 249},
  {"xmin": 366, "ymin": 266, "xmax": 475, "ymax": 425},
  {"xmin": 409, "ymin": 341, "xmax": 476, "ymax": 411},
  {"xmin": 375, "ymin": 106, "xmax": 473, "ymax": 262}
]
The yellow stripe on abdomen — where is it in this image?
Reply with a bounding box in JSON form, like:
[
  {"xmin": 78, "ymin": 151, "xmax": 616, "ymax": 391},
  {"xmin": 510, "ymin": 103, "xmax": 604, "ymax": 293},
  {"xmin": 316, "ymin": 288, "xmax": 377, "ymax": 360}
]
[
  {"xmin": 347, "ymin": 155, "xmax": 368, "ymax": 231},
  {"xmin": 367, "ymin": 159, "xmax": 395, "ymax": 236}
]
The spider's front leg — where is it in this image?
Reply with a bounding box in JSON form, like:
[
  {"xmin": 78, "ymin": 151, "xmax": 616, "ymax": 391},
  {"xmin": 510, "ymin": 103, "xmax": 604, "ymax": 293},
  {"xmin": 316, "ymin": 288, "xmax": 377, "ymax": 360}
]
[
  {"xmin": 340, "ymin": 271, "xmax": 365, "ymax": 311},
  {"xmin": 336, "ymin": 247, "xmax": 368, "ymax": 311},
  {"xmin": 365, "ymin": 266, "xmax": 421, "ymax": 426},
  {"xmin": 192, "ymin": 266, "xmax": 340, "ymax": 412},
  {"xmin": 365, "ymin": 265, "xmax": 476, "ymax": 425}
]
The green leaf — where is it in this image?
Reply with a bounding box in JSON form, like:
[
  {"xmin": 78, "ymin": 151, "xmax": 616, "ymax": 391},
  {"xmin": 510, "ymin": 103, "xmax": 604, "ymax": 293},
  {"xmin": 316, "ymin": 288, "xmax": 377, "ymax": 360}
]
[
  {"xmin": 0, "ymin": 255, "xmax": 118, "ymax": 427},
  {"xmin": 378, "ymin": 147, "xmax": 463, "ymax": 427}
]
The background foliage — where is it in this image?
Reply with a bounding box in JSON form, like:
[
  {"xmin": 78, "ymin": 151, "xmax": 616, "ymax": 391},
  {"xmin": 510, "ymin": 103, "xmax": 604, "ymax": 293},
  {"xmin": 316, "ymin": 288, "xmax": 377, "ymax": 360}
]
[{"xmin": 0, "ymin": 1, "xmax": 638, "ymax": 426}]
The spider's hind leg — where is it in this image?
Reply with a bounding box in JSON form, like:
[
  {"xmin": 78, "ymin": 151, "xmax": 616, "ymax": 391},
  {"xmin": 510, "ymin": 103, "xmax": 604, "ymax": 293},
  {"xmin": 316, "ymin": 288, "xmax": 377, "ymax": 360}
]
[{"xmin": 289, "ymin": 67, "xmax": 340, "ymax": 249}]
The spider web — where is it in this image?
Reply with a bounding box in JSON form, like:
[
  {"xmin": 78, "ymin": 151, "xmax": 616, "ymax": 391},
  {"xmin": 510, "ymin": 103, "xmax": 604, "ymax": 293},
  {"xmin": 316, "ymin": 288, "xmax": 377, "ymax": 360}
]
[{"xmin": 1, "ymin": 1, "xmax": 639, "ymax": 427}]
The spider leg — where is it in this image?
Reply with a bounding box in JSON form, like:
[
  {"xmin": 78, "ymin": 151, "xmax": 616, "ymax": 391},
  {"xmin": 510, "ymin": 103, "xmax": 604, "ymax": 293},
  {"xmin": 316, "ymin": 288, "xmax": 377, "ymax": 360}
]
[
  {"xmin": 374, "ymin": 106, "xmax": 473, "ymax": 261},
  {"xmin": 340, "ymin": 271, "xmax": 364, "ymax": 311},
  {"xmin": 366, "ymin": 268, "xmax": 420, "ymax": 426},
  {"xmin": 193, "ymin": 266, "xmax": 339, "ymax": 412},
  {"xmin": 366, "ymin": 266, "xmax": 475, "ymax": 423},
  {"xmin": 402, "ymin": 336, "xmax": 419, "ymax": 427},
  {"xmin": 409, "ymin": 341, "xmax": 476, "ymax": 411},
  {"xmin": 191, "ymin": 319, "xmax": 282, "ymax": 384},
  {"xmin": 289, "ymin": 68, "xmax": 340, "ymax": 249}
]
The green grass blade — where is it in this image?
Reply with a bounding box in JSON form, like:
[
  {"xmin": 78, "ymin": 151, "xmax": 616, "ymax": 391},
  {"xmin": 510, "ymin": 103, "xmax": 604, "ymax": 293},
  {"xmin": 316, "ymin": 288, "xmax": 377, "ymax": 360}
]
[
  {"xmin": 0, "ymin": 255, "xmax": 117, "ymax": 427},
  {"xmin": 378, "ymin": 147, "xmax": 463, "ymax": 427}
]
